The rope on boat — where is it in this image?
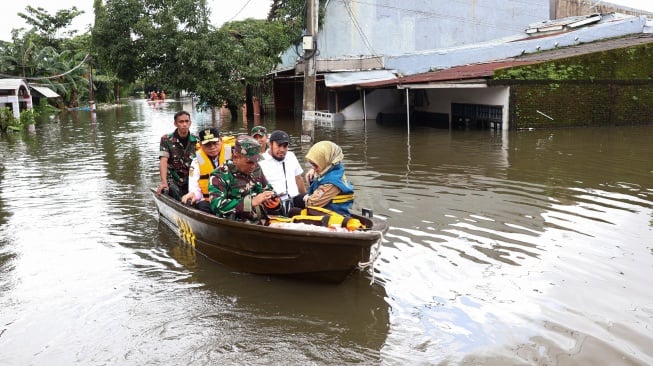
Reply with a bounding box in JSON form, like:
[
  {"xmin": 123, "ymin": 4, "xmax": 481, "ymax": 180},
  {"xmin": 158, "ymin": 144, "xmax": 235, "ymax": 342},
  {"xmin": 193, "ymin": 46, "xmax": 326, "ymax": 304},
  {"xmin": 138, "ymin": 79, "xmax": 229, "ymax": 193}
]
[{"xmin": 357, "ymin": 230, "xmax": 384, "ymax": 284}]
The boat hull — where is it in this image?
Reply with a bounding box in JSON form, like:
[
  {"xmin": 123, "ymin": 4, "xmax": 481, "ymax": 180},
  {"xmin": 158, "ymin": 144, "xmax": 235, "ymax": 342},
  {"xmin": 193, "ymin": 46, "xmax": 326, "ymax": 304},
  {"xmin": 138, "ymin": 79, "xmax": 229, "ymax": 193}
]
[{"xmin": 152, "ymin": 189, "xmax": 387, "ymax": 282}]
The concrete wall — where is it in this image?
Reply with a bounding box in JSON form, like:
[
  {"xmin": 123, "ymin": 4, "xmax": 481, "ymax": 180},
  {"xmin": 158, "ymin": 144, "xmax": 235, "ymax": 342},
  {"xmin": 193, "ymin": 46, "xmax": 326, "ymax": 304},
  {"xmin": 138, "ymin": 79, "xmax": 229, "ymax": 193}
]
[
  {"xmin": 417, "ymin": 87, "xmax": 511, "ymax": 128},
  {"xmin": 495, "ymin": 42, "xmax": 653, "ymax": 128},
  {"xmin": 317, "ymin": 0, "xmax": 549, "ymax": 59},
  {"xmin": 340, "ymin": 89, "xmax": 398, "ymax": 120}
]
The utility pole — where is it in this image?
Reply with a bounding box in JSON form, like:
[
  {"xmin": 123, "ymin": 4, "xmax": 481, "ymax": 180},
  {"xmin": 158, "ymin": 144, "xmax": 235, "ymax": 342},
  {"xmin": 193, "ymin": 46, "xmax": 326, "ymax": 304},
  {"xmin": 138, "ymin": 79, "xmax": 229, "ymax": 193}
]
[
  {"xmin": 88, "ymin": 56, "xmax": 95, "ymax": 112},
  {"xmin": 301, "ymin": 0, "xmax": 318, "ymax": 142}
]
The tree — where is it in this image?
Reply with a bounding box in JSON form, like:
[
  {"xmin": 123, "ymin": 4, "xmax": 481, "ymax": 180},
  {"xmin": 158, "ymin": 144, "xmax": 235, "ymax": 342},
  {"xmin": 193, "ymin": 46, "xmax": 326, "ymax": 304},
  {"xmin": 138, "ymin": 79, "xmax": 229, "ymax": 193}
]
[
  {"xmin": 0, "ymin": 6, "xmax": 91, "ymax": 107},
  {"xmin": 92, "ymin": 0, "xmax": 307, "ymax": 110},
  {"xmin": 93, "ymin": 0, "xmax": 210, "ymax": 87},
  {"xmin": 18, "ymin": 6, "xmax": 85, "ymax": 49}
]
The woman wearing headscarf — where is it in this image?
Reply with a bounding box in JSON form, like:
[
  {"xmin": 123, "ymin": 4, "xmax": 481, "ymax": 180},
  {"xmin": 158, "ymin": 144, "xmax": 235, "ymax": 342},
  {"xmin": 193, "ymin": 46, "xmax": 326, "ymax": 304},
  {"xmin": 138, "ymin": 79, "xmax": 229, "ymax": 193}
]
[{"xmin": 300, "ymin": 141, "xmax": 354, "ymax": 215}]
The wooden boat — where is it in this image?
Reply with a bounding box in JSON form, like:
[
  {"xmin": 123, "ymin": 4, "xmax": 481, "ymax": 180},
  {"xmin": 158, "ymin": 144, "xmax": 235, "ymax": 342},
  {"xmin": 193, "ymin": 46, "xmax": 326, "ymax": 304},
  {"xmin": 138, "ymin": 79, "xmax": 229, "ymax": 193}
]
[{"xmin": 152, "ymin": 189, "xmax": 388, "ymax": 283}]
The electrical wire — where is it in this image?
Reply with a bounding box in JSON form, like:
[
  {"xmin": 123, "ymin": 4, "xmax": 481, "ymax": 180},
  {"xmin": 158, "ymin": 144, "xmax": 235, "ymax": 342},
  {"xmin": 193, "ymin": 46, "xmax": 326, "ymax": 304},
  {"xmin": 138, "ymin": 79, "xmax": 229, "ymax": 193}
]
[
  {"xmin": 0, "ymin": 53, "xmax": 90, "ymax": 80},
  {"xmin": 225, "ymin": 0, "xmax": 255, "ymax": 23}
]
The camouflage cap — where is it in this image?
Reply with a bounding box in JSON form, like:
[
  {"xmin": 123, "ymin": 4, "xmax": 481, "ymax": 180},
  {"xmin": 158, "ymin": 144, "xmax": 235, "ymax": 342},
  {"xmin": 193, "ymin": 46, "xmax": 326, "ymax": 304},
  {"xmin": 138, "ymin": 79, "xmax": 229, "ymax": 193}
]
[
  {"xmin": 234, "ymin": 135, "xmax": 262, "ymax": 162},
  {"xmin": 250, "ymin": 126, "xmax": 267, "ymax": 137}
]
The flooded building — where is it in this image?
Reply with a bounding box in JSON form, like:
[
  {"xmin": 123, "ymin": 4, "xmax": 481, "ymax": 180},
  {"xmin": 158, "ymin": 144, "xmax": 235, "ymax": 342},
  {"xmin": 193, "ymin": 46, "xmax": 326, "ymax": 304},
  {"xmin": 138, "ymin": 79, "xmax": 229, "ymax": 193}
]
[{"xmin": 272, "ymin": 0, "xmax": 653, "ymax": 129}]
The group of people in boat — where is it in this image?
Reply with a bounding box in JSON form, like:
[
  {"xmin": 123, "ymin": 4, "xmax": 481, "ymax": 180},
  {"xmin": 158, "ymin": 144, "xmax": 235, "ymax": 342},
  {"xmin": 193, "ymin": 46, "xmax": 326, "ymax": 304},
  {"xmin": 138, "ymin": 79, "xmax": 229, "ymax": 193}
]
[
  {"xmin": 156, "ymin": 110, "xmax": 355, "ymax": 225},
  {"xmin": 148, "ymin": 90, "xmax": 166, "ymax": 101}
]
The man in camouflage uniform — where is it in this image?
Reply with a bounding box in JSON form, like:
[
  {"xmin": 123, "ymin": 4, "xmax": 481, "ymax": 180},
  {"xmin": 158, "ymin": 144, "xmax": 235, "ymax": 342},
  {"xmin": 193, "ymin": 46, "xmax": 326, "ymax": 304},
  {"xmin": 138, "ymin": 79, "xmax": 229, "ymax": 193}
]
[
  {"xmin": 250, "ymin": 125, "xmax": 269, "ymax": 153},
  {"xmin": 208, "ymin": 135, "xmax": 280, "ymax": 224},
  {"xmin": 157, "ymin": 110, "xmax": 199, "ymax": 201}
]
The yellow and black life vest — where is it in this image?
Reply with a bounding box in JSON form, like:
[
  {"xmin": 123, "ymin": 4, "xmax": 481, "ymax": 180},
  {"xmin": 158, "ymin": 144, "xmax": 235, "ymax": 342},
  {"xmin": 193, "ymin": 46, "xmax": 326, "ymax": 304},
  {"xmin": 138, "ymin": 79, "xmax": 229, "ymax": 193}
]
[
  {"xmin": 195, "ymin": 135, "xmax": 236, "ymax": 200},
  {"xmin": 219, "ymin": 135, "xmax": 236, "ymax": 166},
  {"xmin": 288, "ymin": 206, "xmax": 365, "ymax": 231},
  {"xmin": 196, "ymin": 148, "xmax": 217, "ymax": 200}
]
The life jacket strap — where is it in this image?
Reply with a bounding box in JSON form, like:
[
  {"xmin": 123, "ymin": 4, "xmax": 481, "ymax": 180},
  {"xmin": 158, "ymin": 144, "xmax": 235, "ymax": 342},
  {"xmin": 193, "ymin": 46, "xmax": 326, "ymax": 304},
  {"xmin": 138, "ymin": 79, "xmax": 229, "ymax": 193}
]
[{"xmin": 331, "ymin": 193, "xmax": 354, "ymax": 204}]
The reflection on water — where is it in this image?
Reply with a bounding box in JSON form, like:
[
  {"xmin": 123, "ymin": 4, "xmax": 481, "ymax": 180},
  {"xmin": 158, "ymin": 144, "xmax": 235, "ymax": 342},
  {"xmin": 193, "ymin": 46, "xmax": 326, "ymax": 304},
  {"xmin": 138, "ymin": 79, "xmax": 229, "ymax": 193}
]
[{"xmin": 0, "ymin": 99, "xmax": 651, "ymax": 364}]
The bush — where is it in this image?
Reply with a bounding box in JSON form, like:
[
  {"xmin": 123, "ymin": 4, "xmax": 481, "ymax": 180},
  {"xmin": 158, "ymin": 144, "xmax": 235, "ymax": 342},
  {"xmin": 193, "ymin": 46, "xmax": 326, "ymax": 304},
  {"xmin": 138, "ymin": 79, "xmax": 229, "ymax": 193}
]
[{"xmin": 0, "ymin": 108, "xmax": 40, "ymax": 133}]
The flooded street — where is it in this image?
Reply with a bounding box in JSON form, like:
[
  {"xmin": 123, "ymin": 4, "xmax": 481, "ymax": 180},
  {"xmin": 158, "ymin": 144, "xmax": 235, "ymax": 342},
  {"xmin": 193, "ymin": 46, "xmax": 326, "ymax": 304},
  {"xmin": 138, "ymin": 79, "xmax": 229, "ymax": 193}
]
[{"xmin": 1, "ymin": 98, "xmax": 651, "ymax": 365}]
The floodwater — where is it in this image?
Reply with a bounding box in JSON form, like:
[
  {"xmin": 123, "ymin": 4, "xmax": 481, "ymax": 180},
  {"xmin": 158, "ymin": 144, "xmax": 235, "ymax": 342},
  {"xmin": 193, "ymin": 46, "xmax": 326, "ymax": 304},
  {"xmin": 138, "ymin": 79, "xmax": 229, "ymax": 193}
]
[{"xmin": 0, "ymin": 98, "xmax": 651, "ymax": 365}]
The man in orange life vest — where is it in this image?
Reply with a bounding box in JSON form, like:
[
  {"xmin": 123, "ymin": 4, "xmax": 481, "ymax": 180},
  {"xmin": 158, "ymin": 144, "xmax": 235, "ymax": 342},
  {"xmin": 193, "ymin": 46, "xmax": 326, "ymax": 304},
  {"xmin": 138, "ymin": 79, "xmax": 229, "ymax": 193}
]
[{"xmin": 181, "ymin": 127, "xmax": 223, "ymax": 213}]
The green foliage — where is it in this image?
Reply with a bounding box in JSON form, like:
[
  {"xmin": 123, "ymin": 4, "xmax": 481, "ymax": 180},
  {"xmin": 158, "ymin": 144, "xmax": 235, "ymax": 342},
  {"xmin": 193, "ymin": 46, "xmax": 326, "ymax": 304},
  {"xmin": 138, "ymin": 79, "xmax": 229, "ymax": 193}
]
[
  {"xmin": 34, "ymin": 98, "xmax": 60, "ymax": 114},
  {"xmin": 18, "ymin": 5, "xmax": 85, "ymax": 49},
  {"xmin": 3, "ymin": 1, "xmax": 309, "ymax": 112},
  {"xmin": 0, "ymin": 6, "xmax": 92, "ymax": 107},
  {"xmin": 93, "ymin": 0, "xmax": 304, "ymax": 109},
  {"xmin": 496, "ymin": 43, "xmax": 653, "ymax": 82},
  {"xmin": 496, "ymin": 63, "xmax": 587, "ymax": 80},
  {"xmin": 19, "ymin": 109, "xmax": 39, "ymax": 128},
  {"xmin": 0, "ymin": 108, "xmax": 39, "ymax": 132},
  {"xmin": 0, "ymin": 108, "xmax": 19, "ymax": 132}
]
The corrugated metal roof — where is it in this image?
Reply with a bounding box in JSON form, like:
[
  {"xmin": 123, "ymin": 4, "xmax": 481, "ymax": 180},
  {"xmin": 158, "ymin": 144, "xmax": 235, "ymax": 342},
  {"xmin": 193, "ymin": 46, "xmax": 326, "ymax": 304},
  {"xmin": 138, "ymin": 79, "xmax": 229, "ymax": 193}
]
[
  {"xmin": 30, "ymin": 85, "xmax": 60, "ymax": 98},
  {"xmin": 324, "ymin": 70, "xmax": 397, "ymax": 87},
  {"xmin": 357, "ymin": 61, "xmax": 537, "ymax": 88},
  {"xmin": 356, "ymin": 34, "xmax": 653, "ymax": 88}
]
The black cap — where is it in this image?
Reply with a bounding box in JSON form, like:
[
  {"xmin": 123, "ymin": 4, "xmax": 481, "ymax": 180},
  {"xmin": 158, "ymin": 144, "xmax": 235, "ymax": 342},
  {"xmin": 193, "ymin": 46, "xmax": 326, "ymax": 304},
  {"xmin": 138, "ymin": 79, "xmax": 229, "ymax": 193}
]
[
  {"xmin": 269, "ymin": 130, "xmax": 289, "ymax": 144},
  {"xmin": 199, "ymin": 128, "xmax": 221, "ymax": 144}
]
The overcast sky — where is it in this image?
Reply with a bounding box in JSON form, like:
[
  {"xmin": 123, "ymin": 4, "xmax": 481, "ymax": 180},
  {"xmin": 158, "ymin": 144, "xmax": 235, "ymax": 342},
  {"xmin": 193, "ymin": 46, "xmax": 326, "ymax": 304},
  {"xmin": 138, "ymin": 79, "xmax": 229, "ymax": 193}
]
[{"xmin": 1, "ymin": 0, "xmax": 652, "ymax": 42}]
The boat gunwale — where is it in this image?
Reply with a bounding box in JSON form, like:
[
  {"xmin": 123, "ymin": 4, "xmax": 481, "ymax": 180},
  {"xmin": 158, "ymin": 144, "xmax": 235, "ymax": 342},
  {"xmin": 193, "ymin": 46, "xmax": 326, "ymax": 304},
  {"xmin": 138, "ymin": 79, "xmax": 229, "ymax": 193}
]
[{"xmin": 151, "ymin": 188, "xmax": 387, "ymax": 241}]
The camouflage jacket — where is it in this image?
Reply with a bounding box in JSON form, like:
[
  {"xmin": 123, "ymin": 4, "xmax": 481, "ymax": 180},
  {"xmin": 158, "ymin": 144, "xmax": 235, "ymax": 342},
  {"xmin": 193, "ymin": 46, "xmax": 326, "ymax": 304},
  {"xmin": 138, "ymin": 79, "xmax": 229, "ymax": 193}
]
[
  {"xmin": 159, "ymin": 130, "xmax": 199, "ymax": 189},
  {"xmin": 208, "ymin": 162, "xmax": 274, "ymax": 223}
]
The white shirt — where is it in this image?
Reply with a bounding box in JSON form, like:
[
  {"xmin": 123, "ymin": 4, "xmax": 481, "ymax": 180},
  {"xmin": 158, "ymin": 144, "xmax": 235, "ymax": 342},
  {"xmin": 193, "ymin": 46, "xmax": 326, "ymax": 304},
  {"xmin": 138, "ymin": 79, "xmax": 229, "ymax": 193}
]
[{"xmin": 258, "ymin": 150, "xmax": 303, "ymax": 197}]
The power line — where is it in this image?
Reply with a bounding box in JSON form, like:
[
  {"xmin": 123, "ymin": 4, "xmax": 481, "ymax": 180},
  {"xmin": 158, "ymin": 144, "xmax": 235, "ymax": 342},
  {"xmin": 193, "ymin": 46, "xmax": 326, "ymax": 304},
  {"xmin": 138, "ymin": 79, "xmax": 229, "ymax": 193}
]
[
  {"xmin": 225, "ymin": 0, "xmax": 255, "ymax": 23},
  {"xmin": 0, "ymin": 54, "xmax": 89, "ymax": 80}
]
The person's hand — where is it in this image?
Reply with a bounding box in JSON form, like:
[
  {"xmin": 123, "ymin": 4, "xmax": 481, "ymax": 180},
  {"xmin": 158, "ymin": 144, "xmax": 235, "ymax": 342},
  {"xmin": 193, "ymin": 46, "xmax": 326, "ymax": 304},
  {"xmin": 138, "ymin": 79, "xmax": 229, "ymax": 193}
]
[
  {"xmin": 181, "ymin": 193, "xmax": 196, "ymax": 205},
  {"xmin": 253, "ymin": 191, "xmax": 276, "ymax": 207},
  {"xmin": 305, "ymin": 168, "xmax": 315, "ymax": 183},
  {"xmin": 264, "ymin": 196, "xmax": 280, "ymax": 209},
  {"xmin": 156, "ymin": 182, "xmax": 169, "ymax": 195}
]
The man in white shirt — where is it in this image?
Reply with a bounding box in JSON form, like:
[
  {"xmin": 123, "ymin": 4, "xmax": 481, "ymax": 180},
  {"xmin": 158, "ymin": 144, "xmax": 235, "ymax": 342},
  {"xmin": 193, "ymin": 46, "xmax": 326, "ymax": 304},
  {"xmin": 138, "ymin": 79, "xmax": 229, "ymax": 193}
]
[{"xmin": 258, "ymin": 130, "xmax": 307, "ymax": 213}]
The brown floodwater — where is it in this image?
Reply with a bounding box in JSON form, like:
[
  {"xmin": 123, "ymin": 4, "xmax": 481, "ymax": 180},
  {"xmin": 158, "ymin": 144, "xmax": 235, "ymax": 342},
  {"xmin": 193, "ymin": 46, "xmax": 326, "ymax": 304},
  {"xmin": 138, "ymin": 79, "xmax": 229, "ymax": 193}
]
[{"xmin": 0, "ymin": 98, "xmax": 651, "ymax": 365}]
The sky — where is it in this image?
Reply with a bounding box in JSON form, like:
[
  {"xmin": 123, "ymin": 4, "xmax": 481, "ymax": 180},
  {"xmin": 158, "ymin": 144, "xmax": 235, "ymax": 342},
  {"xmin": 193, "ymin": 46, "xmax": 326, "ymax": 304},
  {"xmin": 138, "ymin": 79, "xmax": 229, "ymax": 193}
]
[
  {"xmin": 1, "ymin": 0, "xmax": 652, "ymax": 42},
  {"xmin": 0, "ymin": 0, "xmax": 273, "ymax": 42}
]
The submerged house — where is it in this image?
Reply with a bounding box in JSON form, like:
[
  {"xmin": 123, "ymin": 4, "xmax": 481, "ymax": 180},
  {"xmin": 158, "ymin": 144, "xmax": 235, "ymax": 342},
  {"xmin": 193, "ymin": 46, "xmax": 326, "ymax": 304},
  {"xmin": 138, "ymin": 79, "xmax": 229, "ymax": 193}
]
[
  {"xmin": 0, "ymin": 78, "xmax": 60, "ymax": 118},
  {"xmin": 0, "ymin": 79, "xmax": 33, "ymax": 119},
  {"xmin": 272, "ymin": 0, "xmax": 653, "ymax": 129}
]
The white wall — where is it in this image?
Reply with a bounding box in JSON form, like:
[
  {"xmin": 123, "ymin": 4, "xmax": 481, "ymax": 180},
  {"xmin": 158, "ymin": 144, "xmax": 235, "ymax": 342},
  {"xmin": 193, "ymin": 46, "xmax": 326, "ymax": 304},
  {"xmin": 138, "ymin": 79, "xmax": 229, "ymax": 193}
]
[
  {"xmin": 418, "ymin": 86, "xmax": 511, "ymax": 129},
  {"xmin": 340, "ymin": 89, "xmax": 398, "ymax": 120},
  {"xmin": 318, "ymin": 0, "xmax": 549, "ymax": 58},
  {"xmin": 341, "ymin": 86, "xmax": 511, "ymax": 129}
]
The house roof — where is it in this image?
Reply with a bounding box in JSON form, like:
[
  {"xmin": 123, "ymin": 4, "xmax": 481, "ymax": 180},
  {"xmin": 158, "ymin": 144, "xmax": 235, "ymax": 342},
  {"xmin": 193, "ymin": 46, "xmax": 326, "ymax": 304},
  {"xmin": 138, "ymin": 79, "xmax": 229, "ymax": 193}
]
[
  {"xmin": 30, "ymin": 85, "xmax": 60, "ymax": 98},
  {"xmin": 356, "ymin": 61, "xmax": 537, "ymax": 88},
  {"xmin": 355, "ymin": 33, "xmax": 653, "ymax": 89},
  {"xmin": 0, "ymin": 78, "xmax": 27, "ymax": 91},
  {"xmin": 324, "ymin": 70, "xmax": 397, "ymax": 87}
]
